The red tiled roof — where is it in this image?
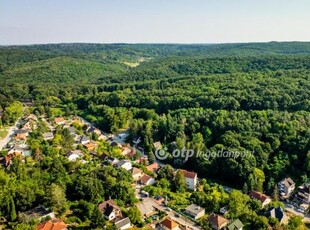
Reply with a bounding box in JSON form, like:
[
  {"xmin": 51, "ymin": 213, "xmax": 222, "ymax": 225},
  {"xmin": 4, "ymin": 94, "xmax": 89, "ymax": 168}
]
[
  {"xmin": 55, "ymin": 117, "xmax": 65, "ymax": 123},
  {"xmin": 249, "ymin": 191, "xmax": 270, "ymax": 203},
  {"xmin": 37, "ymin": 219, "xmax": 67, "ymax": 230},
  {"xmin": 98, "ymin": 200, "xmax": 118, "ymax": 213},
  {"xmin": 208, "ymin": 213, "xmax": 228, "ymax": 229},
  {"xmin": 161, "ymin": 218, "xmax": 178, "ymax": 230},
  {"xmin": 140, "ymin": 174, "xmax": 153, "ymax": 184},
  {"xmin": 181, "ymin": 169, "xmax": 197, "ymax": 179},
  {"xmin": 132, "ymin": 167, "xmax": 143, "ymax": 176},
  {"xmin": 146, "ymin": 163, "xmax": 160, "ymax": 172}
]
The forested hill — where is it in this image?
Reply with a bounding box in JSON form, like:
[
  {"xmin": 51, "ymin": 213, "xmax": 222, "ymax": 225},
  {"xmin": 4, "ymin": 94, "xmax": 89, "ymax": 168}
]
[{"xmin": 0, "ymin": 42, "xmax": 310, "ymax": 84}]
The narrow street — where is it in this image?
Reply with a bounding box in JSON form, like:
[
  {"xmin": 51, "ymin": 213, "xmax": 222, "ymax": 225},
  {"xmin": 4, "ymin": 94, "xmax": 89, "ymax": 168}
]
[{"xmin": 0, "ymin": 119, "xmax": 21, "ymax": 150}]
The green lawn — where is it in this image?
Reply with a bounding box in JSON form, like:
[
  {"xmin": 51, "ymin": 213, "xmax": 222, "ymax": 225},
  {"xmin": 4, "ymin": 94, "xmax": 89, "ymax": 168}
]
[{"xmin": 0, "ymin": 128, "xmax": 8, "ymax": 139}]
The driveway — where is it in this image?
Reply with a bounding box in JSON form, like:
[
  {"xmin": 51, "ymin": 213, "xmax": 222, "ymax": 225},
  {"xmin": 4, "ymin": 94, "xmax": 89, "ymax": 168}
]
[{"xmin": 0, "ymin": 119, "xmax": 21, "ymax": 150}]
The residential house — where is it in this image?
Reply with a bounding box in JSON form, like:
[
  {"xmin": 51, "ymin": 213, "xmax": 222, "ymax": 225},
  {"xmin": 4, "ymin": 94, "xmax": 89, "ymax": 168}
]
[
  {"xmin": 14, "ymin": 129, "xmax": 29, "ymax": 140},
  {"xmin": 159, "ymin": 218, "xmax": 179, "ymax": 230},
  {"xmin": 140, "ymin": 174, "xmax": 155, "ymax": 186},
  {"xmin": 146, "ymin": 162, "xmax": 161, "ymax": 173},
  {"xmin": 37, "ymin": 218, "xmax": 67, "ymax": 230},
  {"xmin": 136, "ymin": 156, "xmax": 149, "ymax": 165},
  {"xmin": 136, "ymin": 198, "xmax": 156, "ymax": 218},
  {"xmin": 115, "ymin": 217, "xmax": 132, "ymax": 230},
  {"xmin": 207, "ymin": 213, "xmax": 229, "ymax": 230},
  {"xmin": 226, "ymin": 219, "xmax": 244, "ymax": 230},
  {"xmin": 184, "ymin": 204, "xmax": 205, "ymax": 220},
  {"xmin": 24, "ymin": 205, "xmax": 55, "ymax": 221},
  {"xmin": 83, "ymin": 141, "xmax": 97, "ymax": 151},
  {"xmin": 278, "ymin": 177, "xmax": 295, "ymax": 197},
  {"xmin": 121, "ymin": 146, "xmax": 132, "ymax": 156},
  {"xmin": 99, "ymin": 200, "xmax": 122, "ymax": 221},
  {"xmin": 43, "ymin": 132, "xmax": 54, "ymax": 141},
  {"xmin": 8, "ymin": 144, "xmax": 31, "ymax": 157},
  {"xmin": 79, "ymin": 136, "xmax": 90, "ymax": 145},
  {"xmin": 24, "ymin": 114, "xmax": 38, "ymax": 122},
  {"xmin": 181, "ymin": 170, "xmax": 198, "ymax": 191},
  {"xmin": 67, "ymin": 150, "xmax": 84, "ymax": 162},
  {"xmin": 117, "ymin": 160, "xmax": 132, "ymax": 171},
  {"xmin": 55, "ymin": 117, "xmax": 66, "ymax": 125},
  {"xmin": 265, "ymin": 207, "xmax": 287, "ymax": 224},
  {"xmin": 14, "ymin": 132, "xmax": 28, "ymax": 141},
  {"xmin": 249, "ymin": 191, "xmax": 271, "ymax": 207},
  {"xmin": 132, "ymin": 167, "xmax": 143, "ymax": 181},
  {"xmin": 68, "ymin": 126, "xmax": 76, "ymax": 135},
  {"xmin": 296, "ymin": 183, "xmax": 310, "ymax": 204},
  {"xmin": 106, "ymin": 157, "xmax": 119, "ymax": 166}
]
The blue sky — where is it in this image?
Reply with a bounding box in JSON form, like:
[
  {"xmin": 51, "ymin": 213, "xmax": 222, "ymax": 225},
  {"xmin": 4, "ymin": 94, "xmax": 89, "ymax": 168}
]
[{"xmin": 0, "ymin": 0, "xmax": 310, "ymax": 45}]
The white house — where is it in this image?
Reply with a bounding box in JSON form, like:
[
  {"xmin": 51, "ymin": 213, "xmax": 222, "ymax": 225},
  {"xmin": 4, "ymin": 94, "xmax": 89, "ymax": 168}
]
[
  {"xmin": 249, "ymin": 191, "xmax": 271, "ymax": 207},
  {"xmin": 98, "ymin": 200, "xmax": 122, "ymax": 221},
  {"xmin": 43, "ymin": 132, "xmax": 54, "ymax": 141},
  {"xmin": 79, "ymin": 136, "xmax": 90, "ymax": 145},
  {"xmin": 115, "ymin": 217, "xmax": 132, "ymax": 230},
  {"xmin": 181, "ymin": 170, "xmax": 197, "ymax": 191},
  {"xmin": 278, "ymin": 177, "xmax": 295, "ymax": 197},
  {"xmin": 184, "ymin": 204, "xmax": 205, "ymax": 220},
  {"xmin": 67, "ymin": 150, "xmax": 83, "ymax": 162},
  {"xmin": 132, "ymin": 167, "xmax": 143, "ymax": 181},
  {"xmin": 117, "ymin": 160, "xmax": 132, "ymax": 171},
  {"xmin": 140, "ymin": 174, "xmax": 155, "ymax": 186}
]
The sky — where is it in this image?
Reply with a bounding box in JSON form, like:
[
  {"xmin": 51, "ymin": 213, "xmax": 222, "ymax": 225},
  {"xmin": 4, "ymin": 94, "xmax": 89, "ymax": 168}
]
[{"xmin": 0, "ymin": 0, "xmax": 310, "ymax": 45}]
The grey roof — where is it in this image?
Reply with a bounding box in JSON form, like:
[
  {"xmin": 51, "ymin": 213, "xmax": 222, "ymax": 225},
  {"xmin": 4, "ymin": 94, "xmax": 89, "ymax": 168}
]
[
  {"xmin": 227, "ymin": 219, "xmax": 244, "ymax": 230},
  {"xmin": 43, "ymin": 132, "xmax": 54, "ymax": 138},
  {"xmin": 79, "ymin": 135, "xmax": 90, "ymax": 143},
  {"xmin": 266, "ymin": 207, "xmax": 286, "ymax": 222},
  {"xmin": 185, "ymin": 204, "xmax": 205, "ymax": 215},
  {"xmin": 24, "ymin": 205, "xmax": 53, "ymax": 219},
  {"xmin": 136, "ymin": 199, "xmax": 154, "ymax": 216},
  {"xmin": 118, "ymin": 159, "xmax": 131, "ymax": 166},
  {"xmin": 115, "ymin": 217, "xmax": 131, "ymax": 229},
  {"xmin": 281, "ymin": 177, "xmax": 295, "ymax": 187},
  {"xmin": 68, "ymin": 126, "xmax": 76, "ymax": 134}
]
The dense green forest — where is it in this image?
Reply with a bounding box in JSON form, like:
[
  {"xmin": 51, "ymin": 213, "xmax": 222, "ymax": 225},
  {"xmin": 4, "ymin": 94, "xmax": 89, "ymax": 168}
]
[{"xmin": 0, "ymin": 43, "xmax": 309, "ymax": 229}]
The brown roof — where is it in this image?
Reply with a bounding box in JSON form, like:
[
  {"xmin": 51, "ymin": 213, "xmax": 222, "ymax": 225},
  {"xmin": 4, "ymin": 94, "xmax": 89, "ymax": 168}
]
[
  {"xmin": 132, "ymin": 167, "xmax": 143, "ymax": 176},
  {"xmin": 83, "ymin": 141, "xmax": 97, "ymax": 150},
  {"xmin": 98, "ymin": 200, "xmax": 119, "ymax": 213},
  {"xmin": 146, "ymin": 163, "xmax": 160, "ymax": 173},
  {"xmin": 208, "ymin": 213, "xmax": 229, "ymax": 229},
  {"xmin": 55, "ymin": 117, "xmax": 65, "ymax": 123},
  {"xmin": 161, "ymin": 218, "xmax": 178, "ymax": 230},
  {"xmin": 140, "ymin": 174, "xmax": 153, "ymax": 184},
  {"xmin": 37, "ymin": 219, "xmax": 67, "ymax": 230},
  {"xmin": 249, "ymin": 191, "xmax": 270, "ymax": 203},
  {"xmin": 181, "ymin": 169, "xmax": 197, "ymax": 179},
  {"xmin": 15, "ymin": 133, "xmax": 27, "ymax": 140},
  {"xmin": 282, "ymin": 177, "xmax": 295, "ymax": 187}
]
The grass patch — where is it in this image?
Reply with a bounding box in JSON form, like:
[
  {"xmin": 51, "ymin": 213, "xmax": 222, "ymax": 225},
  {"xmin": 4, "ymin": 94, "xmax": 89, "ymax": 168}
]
[
  {"xmin": 50, "ymin": 108, "xmax": 64, "ymax": 117},
  {"xmin": 0, "ymin": 129, "xmax": 8, "ymax": 139}
]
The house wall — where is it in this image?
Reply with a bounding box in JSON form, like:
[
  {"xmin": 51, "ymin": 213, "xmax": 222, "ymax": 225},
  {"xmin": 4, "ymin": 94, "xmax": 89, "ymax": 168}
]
[
  {"xmin": 185, "ymin": 176, "xmax": 197, "ymax": 191},
  {"xmin": 119, "ymin": 223, "xmax": 131, "ymax": 230}
]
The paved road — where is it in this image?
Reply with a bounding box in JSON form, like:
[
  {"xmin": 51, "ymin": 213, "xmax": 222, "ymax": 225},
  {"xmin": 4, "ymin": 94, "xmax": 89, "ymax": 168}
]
[
  {"xmin": 284, "ymin": 203, "xmax": 310, "ymax": 223},
  {"xmin": 0, "ymin": 119, "xmax": 21, "ymax": 150}
]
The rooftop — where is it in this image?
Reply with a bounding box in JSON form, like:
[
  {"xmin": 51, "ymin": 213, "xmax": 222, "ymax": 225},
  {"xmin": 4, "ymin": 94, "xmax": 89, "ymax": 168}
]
[{"xmin": 185, "ymin": 204, "xmax": 205, "ymax": 215}]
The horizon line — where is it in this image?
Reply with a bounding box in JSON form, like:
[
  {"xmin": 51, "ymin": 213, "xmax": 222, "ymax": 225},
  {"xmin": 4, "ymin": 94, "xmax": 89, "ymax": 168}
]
[{"xmin": 1, "ymin": 40, "xmax": 310, "ymax": 47}]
